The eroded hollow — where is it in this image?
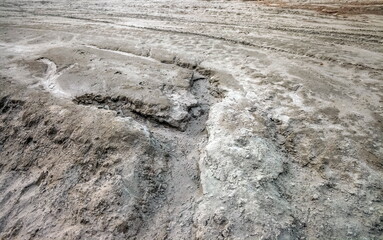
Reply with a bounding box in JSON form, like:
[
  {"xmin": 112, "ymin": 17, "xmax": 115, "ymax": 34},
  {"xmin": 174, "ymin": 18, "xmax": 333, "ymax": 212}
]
[
  {"xmin": 73, "ymin": 70, "xmax": 215, "ymax": 133},
  {"xmin": 76, "ymin": 73, "xmax": 220, "ymax": 238},
  {"xmin": 30, "ymin": 45, "xmax": 225, "ymax": 237}
]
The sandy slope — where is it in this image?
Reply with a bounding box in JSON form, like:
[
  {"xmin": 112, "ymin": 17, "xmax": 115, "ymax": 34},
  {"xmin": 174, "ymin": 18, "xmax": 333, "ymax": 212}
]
[{"xmin": 0, "ymin": 0, "xmax": 382, "ymax": 239}]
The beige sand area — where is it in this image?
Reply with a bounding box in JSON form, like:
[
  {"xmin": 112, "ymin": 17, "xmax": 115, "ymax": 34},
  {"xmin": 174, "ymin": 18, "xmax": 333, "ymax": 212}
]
[{"xmin": 0, "ymin": 0, "xmax": 382, "ymax": 239}]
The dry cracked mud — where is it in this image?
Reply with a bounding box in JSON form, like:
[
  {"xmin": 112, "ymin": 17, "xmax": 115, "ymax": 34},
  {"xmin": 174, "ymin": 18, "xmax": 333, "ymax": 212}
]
[{"xmin": 0, "ymin": 0, "xmax": 382, "ymax": 239}]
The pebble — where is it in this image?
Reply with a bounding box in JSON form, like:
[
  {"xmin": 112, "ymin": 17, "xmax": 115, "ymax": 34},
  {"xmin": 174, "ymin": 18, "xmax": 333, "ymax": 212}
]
[{"xmin": 312, "ymin": 194, "xmax": 319, "ymax": 200}]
